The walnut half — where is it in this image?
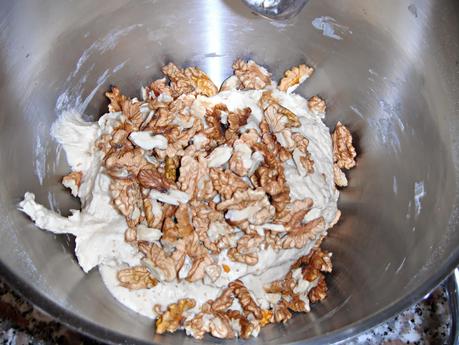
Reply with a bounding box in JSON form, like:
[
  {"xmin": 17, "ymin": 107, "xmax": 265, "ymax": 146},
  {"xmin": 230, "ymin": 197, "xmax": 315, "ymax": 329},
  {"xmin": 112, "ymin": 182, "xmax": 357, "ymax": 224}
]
[{"xmin": 117, "ymin": 266, "xmax": 158, "ymax": 290}]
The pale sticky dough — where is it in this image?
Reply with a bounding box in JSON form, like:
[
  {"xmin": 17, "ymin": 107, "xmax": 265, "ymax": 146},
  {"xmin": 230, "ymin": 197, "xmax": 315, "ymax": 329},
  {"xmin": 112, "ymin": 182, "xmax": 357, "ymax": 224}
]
[{"xmin": 19, "ymin": 88, "xmax": 338, "ymax": 319}]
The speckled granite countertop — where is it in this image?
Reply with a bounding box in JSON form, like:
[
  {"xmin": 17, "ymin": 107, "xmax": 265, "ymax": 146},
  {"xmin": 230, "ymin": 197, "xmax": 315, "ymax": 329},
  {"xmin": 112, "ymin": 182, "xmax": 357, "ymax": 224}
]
[{"xmin": 0, "ymin": 277, "xmax": 451, "ymax": 345}]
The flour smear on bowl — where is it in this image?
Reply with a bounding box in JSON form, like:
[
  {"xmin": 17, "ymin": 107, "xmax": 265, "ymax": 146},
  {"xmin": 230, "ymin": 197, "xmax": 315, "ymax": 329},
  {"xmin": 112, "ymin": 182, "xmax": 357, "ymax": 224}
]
[{"xmin": 19, "ymin": 60, "xmax": 357, "ymax": 339}]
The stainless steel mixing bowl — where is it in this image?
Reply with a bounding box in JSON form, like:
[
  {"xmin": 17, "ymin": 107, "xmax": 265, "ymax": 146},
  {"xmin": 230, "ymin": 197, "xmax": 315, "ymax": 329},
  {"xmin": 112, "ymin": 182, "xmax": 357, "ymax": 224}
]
[{"xmin": 0, "ymin": 0, "xmax": 458, "ymax": 344}]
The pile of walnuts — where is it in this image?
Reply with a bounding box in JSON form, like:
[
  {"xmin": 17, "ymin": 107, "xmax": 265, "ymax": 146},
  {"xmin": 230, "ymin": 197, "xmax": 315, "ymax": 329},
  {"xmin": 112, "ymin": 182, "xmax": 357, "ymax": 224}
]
[{"xmin": 63, "ymin": 60, "xmax": 356, "ymax": 339}]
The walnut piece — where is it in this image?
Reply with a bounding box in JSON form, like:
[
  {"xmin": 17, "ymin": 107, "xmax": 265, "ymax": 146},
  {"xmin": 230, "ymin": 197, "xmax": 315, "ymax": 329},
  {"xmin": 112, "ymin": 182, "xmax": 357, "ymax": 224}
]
[
  {"xmin": 110, "ymin": 179, "xmax": 143, "ymax": 227},
  {"xmin": 278, "ymin": 64, "xmax": 314, "ymax": 93},
  {"xmin": 260, "ymin": 91, "xmax": 301, "ymax": 130},
  {"xmin": 139, "ymin": 242, "xmax": 177, "ymax": 281},
  {"xmin": 162, "ymin": 63, "xmax": 195, "ymax": 97},
  {"xmin": 229, "ymin": 280, "xmax": 263, "ymax": 319},
  {"xmin": 184, "ymin": 66, "xmax": 218, "ymax": 97},
  {"xmin": 155, "ymin": 298, "xmax": 196, "ymax": 334},
  {"xmin": 308, "ymin": 276, "xmax": 328, "ymax": 303},
  {"xmin": 117, "ymin": 266, "xmax": 158, "ymax": 290},
  {"xmin": 333, "ymin": 163, "xmax": 348, "ymax": 187},
  {"xmin": 232, "ymin": 59, "xmax": 272, "ymax": 90},
  {"xmin": 162, "ymin": 63, "xmax": 217, "ymax": 98},
  {"xmin": 62, "ymin": 171, "xmax": 82, "ymax": 197},
  {"xmin": 164, "ymin": 156, "xmax": 178, "ymax": 183},
  {"xmin": 272, "ymin": 300, "xmax": 292, "ymax": 323},
  {"xmin": 209, "ymin": 168, "xmax": 248, "ymax": 200},
  {"xmin": 218, "ymin": 189, "xmax": 275, "ymax": 225},
  {"xmin": 277, "ymin": 217, "xmax": 325, "ymax": 249},
  {"xmin": 105, "ymin": 86, "xmax": 127, "ymax": 112},
  {"xmin": 225, "ymin": 108, "xmax": 251, "ymax": 144},
  {"xmin": 332, "ymin": 121, "xmax": 357, "ymax": 170},
  {"xmin": 228, "ymin": 234, "xmax": 264, "ymax": 265},
  {"xmin": 137, "ymin": 168, "xmax": 170, "ymax": 192},
  {"xmin": 308, "ymin": 95, "xmax": 326, "ymax": 115},
  {"xmin": 105, "ymin": 148, "xmax": 146, "ymax": 180},
  {"xmin": 209, "ymin": 312, "xmax": 236, "ymax": 339},
  {"xmin": 184, "ymin": 312, "xmax": 210, "ymax": 339}
]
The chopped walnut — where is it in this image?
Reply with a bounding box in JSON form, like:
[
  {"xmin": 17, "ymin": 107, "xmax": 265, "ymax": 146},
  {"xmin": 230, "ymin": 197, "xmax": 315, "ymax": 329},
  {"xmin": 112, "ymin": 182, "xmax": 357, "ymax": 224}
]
[
  {"xmin": 196, "ymin": 155, "xmax": 217, "ymax": 201},
  {"xmin": 62, "ymin": 171, "xmax": 82, "ymax": 197},
  {"xmin": 228, "ymin": 234, "xmax": 264, "ymax": 265},
  {"xmin": 139, "ymin": 242, "xmax": 177, "ymax": 281},
  {"xmin": 232, "ymin": 59, "xmax": 272, "ymax": 90},
  {"xmin": 155, "ymin": 298, "xmax": 196, "ymax": 334},
  {"xmin": 147, "ymin": 78, "xmax": 171, "ymax": 99},
  {"xmin": 209, "ymin": 168, "xmax": 248, "ymax": 200},
  {"xmin": 146, "ymin": 198, "xmax": 165, "ymax": 229},
  {"xmin": 124, "ymin": 227, "xmax": 137, "ymax": 242},
  {"xmin": 190, "ymin": 201, "xmax": 224, "ymax": 252},
  {"xmin": 229, "ymin": 141, "xmax": 252, "ymax": 177},
  {"xmin": 105, "ymin": 86, "xmax": 127, "ymax": 112},
  {"xmin": 209, "ymin": 312, "xmax": 236, "ymax": 339},
  {"xmin": 117, "ymin": 266, "xmax": 158, "ymax": 290},
  {"xmin": 275, "ymin": 198, "xmax": 313, "ymax": 227},
  {"xmin": 110, "ymin": 179, "xmax": 143, "ymax": 227},
  {"xmin": 184, "ymin": 312, "xmax": 212, "ymax": 339},
  {"xmin": 308, "ymin": 276, "xmax": 328, "ymax": 303},
  {"xmin": 224, "ymin": 310, "xmax": 253, "ymax": 339},
  {"xmin": 277, "ymin": 217, "xmax": 325, "ymax": 249},
  {"xmin": 264, "ymin": 105, "xmax": 289, "ymax": 133},
  {"xmin": 169, "ymin": 94, "xmax": 196, "ymax": 128},
  {"xmin": 272, "ymin": 300, "xmax": 292, "ymax": 323},
  {"xmin": 147, "ymin": 108, "xmax": 175, "ymax": 129},
  {"xmin": 308, "ymin": 95, "xmax": 326, "ymax": 115},
  {"xmin": 121, "ymin": 100, "xmax": 144, "ymax": 129},
  {"xmin": 162, "ymin": 63, "xmax": 218, "ymax": 98},
  {"xmin": 218, "ymin": 189, "xmax": 275, "ymax": 225},
  {"xmin": 105, "ymin": 148, "xmax": 147, "ymax": 180},
  {"xmin": 229, "ymin": 280, "xmax": 263, "ymax": 319},
  {"xmin": 205, "ymin": 104, "xmax": 226, "ymax": 144},
  {"xmin": 240, "ymin": 128, "xmax": 260, "ymax": 146},
  {"xmin": 333, "ymin": 163, "xmax": 348, "ymax": 187},
  {"xmin": 184, "ymin": 67, "xmax": 218, "ymax": 97},
  {"xmin": 165, "ymin": 118, "xmax": 202, "ymax": 157},
  {"xmin": 278, "ymin": 64, "xmax": 314, "ymax": 93},
  {"xmin": 164, "ymin": 156, "xmax": 178, "ymax": 183},
  {"xmin": 332, "ymin": 121, "xmax": 357, "ymax": 170},
  {"xmin": 225, "ymin": 108, "xmax": 251, "ymax": 144},
  {"xmin": 162, "ymin": 63, "xmax": 195, "ymax": 98},
  {"xmin": 178, "ymin": 155, "xmax": 199, "ymax": 196},
  {"xmin": 260, "ymin": 91, "xmax": 301, "ymax": 130},
  {"xmin": 137, "ymin": 168, "xmax": 170, "ymax": 192},
  {"xmin": 187, "ymin": 254, "xmax": 214, "ymax": 282},
  {"xmin": 209, "ymin": 287, "xmax": 234, "ymax": 312}
]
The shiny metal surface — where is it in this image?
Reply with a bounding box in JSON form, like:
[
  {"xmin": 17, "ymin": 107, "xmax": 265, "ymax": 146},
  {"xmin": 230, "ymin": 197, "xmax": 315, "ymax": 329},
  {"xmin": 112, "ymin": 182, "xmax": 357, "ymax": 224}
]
[
  {"xmin": 0, "ymin": 0, "xmax": 458, "ymax": 344},
  {"xmin": 241, "ymin": 0, "xmax": 309, "ymax": 20}
]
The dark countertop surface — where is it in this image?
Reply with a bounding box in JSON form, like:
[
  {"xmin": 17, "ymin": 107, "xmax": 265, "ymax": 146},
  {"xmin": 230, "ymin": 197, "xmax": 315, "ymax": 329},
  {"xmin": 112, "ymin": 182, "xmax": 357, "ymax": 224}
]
[{"xmin": 0, "ymin": 277, "xmax": 451, "ymax": 345}]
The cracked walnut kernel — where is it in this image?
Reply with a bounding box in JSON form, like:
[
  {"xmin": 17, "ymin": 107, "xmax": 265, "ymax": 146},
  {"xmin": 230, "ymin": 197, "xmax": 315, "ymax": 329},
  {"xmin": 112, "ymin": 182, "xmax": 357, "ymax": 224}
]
[
  {"xmin": 232, "ymin": 59, "xmax": 272, "ymax": 90},
  {"xmin": 278, "ymin": 64, "xmax": 314, "ymax": 93},
  {"xmin": 155, "ymin": 298, "xmax": 196, "ymax": 334},
  {"xmin": 332, "ymin": 121, "xmax": 357, "ymax": 170},
  {"xmin": 117, "ymin": 266, "xmax": 158, "ymax": 290}
]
